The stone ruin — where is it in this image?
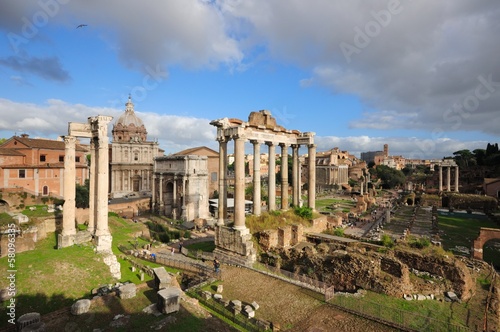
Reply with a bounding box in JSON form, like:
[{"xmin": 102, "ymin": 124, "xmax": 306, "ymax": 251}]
[
  {"xmin": 58, "ymin": 116, "xmax": 121, "ymax": 279},
  {"xmin": 210, "ymin": 110, "xmax": 316, "ymax": 266}
]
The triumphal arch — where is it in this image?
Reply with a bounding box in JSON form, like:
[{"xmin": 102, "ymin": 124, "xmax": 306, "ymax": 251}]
[
  {"xmin": 58, "ymin": 115, "xmax": 121, "ymax": 279},
  {"xmin": 210, "ymin": 110, "xmax": 316, "ymax": 265}
]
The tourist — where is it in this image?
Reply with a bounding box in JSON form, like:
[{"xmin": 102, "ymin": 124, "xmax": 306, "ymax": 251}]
[
  {"xmin": 213, "ymin": 258, "xmax": 220, "ymax": 273},
  {"xmin": 171, "ymin": 247, "xmax": 175, "ymax": 255},
  {"xmin": 179, "ymin": 241, "xmax": 183, "ymax": 254}
]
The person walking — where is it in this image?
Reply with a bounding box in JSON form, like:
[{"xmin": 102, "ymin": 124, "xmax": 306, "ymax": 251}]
[{"xmin": 213, "ymin": 258, "xmax": 220, "ymax": 274}]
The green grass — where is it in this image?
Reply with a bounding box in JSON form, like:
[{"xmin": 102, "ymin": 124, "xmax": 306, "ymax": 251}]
[
  {"xmin": 438, "ymin": 211, "xmax": 500, "ymax": 267},
  {"xmin": 185, "ymin": 241, "xmax": 215, "ymax": 252},
  {"xmin": 20, "ymin": 205, "xmax": 54, "ymax": 218},
  {"xmin": 0, "ymin": 212, "xmax": 15, "ymax": 226}
]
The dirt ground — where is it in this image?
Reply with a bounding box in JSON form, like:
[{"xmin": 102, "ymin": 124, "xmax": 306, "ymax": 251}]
[{"xmin": 219, "ymin": 265, "xmax": 399, "ymax": 332}]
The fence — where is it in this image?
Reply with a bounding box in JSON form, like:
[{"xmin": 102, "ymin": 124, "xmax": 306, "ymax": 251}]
[{"xmin": 186, "ymin": 289, "xmax": 262, "ymax": 332}]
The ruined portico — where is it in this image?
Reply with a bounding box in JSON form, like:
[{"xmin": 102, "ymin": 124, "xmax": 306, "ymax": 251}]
[
  {"xmin": 59, "ymin": 115, "xmax": 121, "ymax": 279},
  {"xmin": 438, "ymin": 160, "xmax": 459, "ymax": 192},
  {"xmin": 210, "ymin": 110, "xmax": 315, "ymax": 265}
]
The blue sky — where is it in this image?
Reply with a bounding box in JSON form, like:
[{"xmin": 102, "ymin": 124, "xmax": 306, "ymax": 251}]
[{"xmin": 0, "ymin": 0, "xmax": 499, "ymax": 158}]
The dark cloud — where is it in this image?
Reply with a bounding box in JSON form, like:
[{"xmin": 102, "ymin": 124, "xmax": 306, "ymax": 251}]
[{"xmin": 0, "ymin": 55, "xmax": 70, "ymax": 82}]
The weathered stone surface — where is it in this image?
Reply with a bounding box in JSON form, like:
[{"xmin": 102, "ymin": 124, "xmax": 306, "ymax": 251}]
[
  {"xmin": 251, "ymin": 301, "xmax": 260, "ymax": 310},
  {"xmin": 213, "ymin": 294, "xmax": 223, "ymax": 301},
  {"xmin": 0, "ymin": 288, "xmax": 13, "ymax": 302},
  {"xmin": 153, "ymin": 267, "xmax": 171, "ymax": 290},
  {"xmin": 20, "ymin": 322, "xmax": 45, "ymax": 332},
  {"xmin": 157, "ymin": 287, "xmax": 182, "ymax": 314},
  {"xmin": 118, "ymin": 283, "xmax": 137, "ymax": 299},
  {"xmin": 216, "ymin": 284, "xmax": 223, "ymax": 293},
  {"xmin": 71, "ymin": 299, "xmax": 91, "ymax": 315},
  {"xmin": 445, "ymin": 291, "xmax": 459, "ymax": 302}
]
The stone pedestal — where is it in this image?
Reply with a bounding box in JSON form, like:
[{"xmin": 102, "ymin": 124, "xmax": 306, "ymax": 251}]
[
  {"xmin": 118, "ymin": 283, "xmax": 137, "ymax": 299},
  {"xmin": 95, "ymin": 234, "xmax": 113, "ymax": 253},
  {"xmin": 214, "ymin": 226, "xmax": 256, "ymax": 266},
  {"xmin": 153, "ymin": 267, "xmax": 171, "ymax": 290},
  {"xmin": 157, "ymin": 287, "xmax": 182, "ymax": 314},
  {"xmin": 57, "ymin": 234, "xmax": 75, "ymax": 249}
]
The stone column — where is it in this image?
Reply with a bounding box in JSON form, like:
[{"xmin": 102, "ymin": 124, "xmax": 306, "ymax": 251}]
[
  {"xmin": 280, "ymin": 143, "xmax": 289, "ymax": 210},
  {"xmin": 151, "ymin": 173, "xmax": 156, "ymax": 213},
  {"xmin": 252, "ymin": 140, "xmax": 261, "ymax": 216},
  {"xmin": 233, "ymin": 136, "xmax": 246, "ymax": 230},
  {"xmin": 60, "ymin": 135, "xmax": 77, "ymax": 248},
  {"xmin": 446, "ymin": 166, "xmax": 451, "ymax": 192},
  {"xmin": 292, "ymin": 144, "xmax": 299, "ymax": 207},
  {"xmin": 181, "ymin": 176, "xmax": 187, "ymax": 220},
  {"xmin": 159, "ymin": 174, "xmax": 164, "ymax": 213},
  {"xmin": 93, "ymin": 116, "xmax": 113, "ymax": 253},
  {"xmin": 307, "ymin": 144, "xmax": 316, "ymax": 210},
  {"xmin": 88, "ymin": 138, "xmax": 96, "ymax": 234},
  {"xmin": 455, "ymin": 166, "xmax": 459, "ymax": 192},
  {"xmin": 173, "ymin": 176, "xmax": 177, "ymax": 218},
  {"xmin": 438, "ymin": 166, "xmax": 443, "ymax": 192},
  {"xmin": 217, "ymin": 139, "xmax": 227, "ymax": 225},
  {"xmin": 267, "ymin": 142, "xmax": 276, "ymax": 211}
]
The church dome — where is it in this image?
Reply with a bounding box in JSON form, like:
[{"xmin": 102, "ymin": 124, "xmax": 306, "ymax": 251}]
[{"xmin": 112, "ymin": 96, "xmax": 148, "ymax": 143}]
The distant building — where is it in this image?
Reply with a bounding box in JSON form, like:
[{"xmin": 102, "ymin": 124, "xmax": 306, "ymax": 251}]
[
  {"xmin": 484, "ymin": 178, "xmax": 500, "ymax": 199},
  {"xmin": 109, "ymin": 97, "xmax": 163, "ymax": 198},
  {"xmin": 173, "ymin": 146, "xmax": 219, "ymax": 197},
  {"xmin": 315, "ymin": 147, "xmax": 349, "ymax": 188},
  {"xmin": 0, "ymin": 134, "xmax": 88, "ymax": 198},
  {"xmin": 360, "ymin": 150, "xmax": 384, "ymax": 164},
  {"xmin": 152, "ymin": 154, "xmax": 209, "ymax": 221}
]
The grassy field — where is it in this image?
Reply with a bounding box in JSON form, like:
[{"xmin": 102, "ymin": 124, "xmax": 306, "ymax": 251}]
[
  {"xmin": 315, "ymin": 197, "xmax": 356, "ymax": 213},
  {"xmin": 0, "ymin": 214, "xmax": 171, "ymax": 328},
  {"xmin": 438, "ymin": 210, "xmax": 500, "ymax": 267}
]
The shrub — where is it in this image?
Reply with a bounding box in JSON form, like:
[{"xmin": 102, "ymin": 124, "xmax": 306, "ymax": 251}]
[
  {"xmin": 381, "ymin": 234, "xmax": 394, "ymax": 248},
  {"xmin": 333, "ymin": 227, "xmax": 344, "ymax": 237},
  {"xmin": 294, "ymin": 206, "xmax": 313, "ymax": 219}
]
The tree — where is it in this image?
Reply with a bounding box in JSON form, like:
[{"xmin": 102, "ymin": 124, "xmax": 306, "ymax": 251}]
[
  {"xmin": 75, "ymin": 179, "xmax": 90, "ymax": 208},
  {"xmin": 453, "ymin": 149, "xmax": 475, "ymax": 168},
  {"xmin": 373, "ymin": 165, "xmax": 405, "ymax": 189}
]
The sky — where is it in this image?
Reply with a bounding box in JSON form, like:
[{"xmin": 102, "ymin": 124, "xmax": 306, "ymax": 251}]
[{"xmin": 0, "ymin": 0, "xmax": 499, "ymax": 159}]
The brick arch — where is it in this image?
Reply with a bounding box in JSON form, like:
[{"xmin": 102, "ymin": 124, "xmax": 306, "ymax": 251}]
[{"xmin": 472, "ymin": 227, "xmax": 500, "ymax": 260}]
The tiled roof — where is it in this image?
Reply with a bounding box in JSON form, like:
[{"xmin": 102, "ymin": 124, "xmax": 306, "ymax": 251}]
[
  {"xmin": 174, "ymin": 146, "xmax": 218, "ymax": 156},
  {"xmin": 6, "ymin": 136, "xmax": 88, "ymax": 152}
]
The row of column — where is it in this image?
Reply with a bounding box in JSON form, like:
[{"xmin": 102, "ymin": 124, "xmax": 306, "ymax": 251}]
[
  {"xmin": 111, "ymin": 169, "xmax": 151, "ymax": 192},
  {"xmin": 217, "ymin": 138, "xmax": 316, "ymax": 230},
  {"xmin": 438, "ymin": 165, "xmax": 459, "ymax": 192}
]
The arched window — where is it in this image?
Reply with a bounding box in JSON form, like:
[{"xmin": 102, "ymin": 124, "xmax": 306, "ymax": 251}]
[{"xmin": 43, "ymin": 186, "xmax": 48, "ymax": 196}]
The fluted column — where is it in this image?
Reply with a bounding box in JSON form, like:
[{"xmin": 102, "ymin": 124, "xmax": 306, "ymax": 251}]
[
  {"xmin": 446, "ymin": 166, "xmax": 451, "ymax": 191},
  {"xmin": 252, "ymin": 140, "xmax": 261, "ymax": 216},
  {"xmin": 181, "ymin": 176, "xmax": 187, "ymax": 220},
  {"xmin": 94, "ymin": 116, "xmax": 112, "ymax": 238},
  {"xmin": 62, "ymin": 135, "xmax": 77, "ymax": 238},
  {"xmin": 280, "ymin": 143, "xmax": 289, "ymax": 210},
  {"xmin": 88, "ymin": 138, "xmax": 96, "ymax": 234},
  {"xmin": 217, "ymin": 139, "xmax": 227, "ymax": 225},
  {"xmin": 455, "ymin": 166, "xmax": 459, "ymax": 192},
  {"xmin": 173, "ymin": 175, "xmax": 177, "ymax": 216},
  {"xmin": 307, "ymin": 144, "xmax": 316, "ymax": 210},
  {"xmin": 292, "ymin": 144, "xmax": 299, "ymax": 206},
  {"xmin": 234, "ymin": 136, "xmax": 246, "ymax": 230},
  {"xmin": 438, "ymin": 166, "xmax": 443, "ymax": 192},
  {"xmin": 267, "ymin": 142, "xmax": 276, "ymax": 211}
]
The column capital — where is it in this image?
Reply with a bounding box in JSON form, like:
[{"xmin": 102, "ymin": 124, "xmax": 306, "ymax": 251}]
[
  {"xmin": 279, "ymin": 142, "xmax": 289, "ymax": 148},
  {"xmin": 63, "ymin": 135, "xmax": 77, "ymax": 145},
  {"xmin": 265, "ymin": 141, "xmax": 275, "ymax": 147},
  {"xmin": 308, "ymin": 143, "xmax": 316, "ymax": 149},
  {"xmin": 291, "ymin": 144, "xmax": 300, "ymax": 149},
  {"xmin": 250, "ymin": 139, "xmax": 263, "ymax": 145}
]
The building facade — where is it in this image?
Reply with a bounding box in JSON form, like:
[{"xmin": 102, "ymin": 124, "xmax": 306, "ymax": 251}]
[
  {"xmin": 109, "ymin": 97, "xmax": 163, "ymax": 198},
  {"xmin": 151, "ymin": 155, "xmax": 209, "ymax": 221},
  {"xmin": 0, "ymin": 134, "xmax": 88, "ymax": 198}
]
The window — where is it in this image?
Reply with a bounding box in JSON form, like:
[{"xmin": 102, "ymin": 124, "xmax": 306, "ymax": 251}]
[
  {"xmin": 59, "ymin": 155, "xmax": 64, "ymax": 162},
  {"xmin": 75, "ymin": 156, "xmax": 80, "ymax": 163},
  {"xmin": 134, "ymin": 153, "xmax": 138, "ymax": 161},
  {"xmin": 40, "ymin": 155, "xmax": 46, "ymax": 162},
  {"xmin": 19, "ymin": 170, "xmax": 25, "ymax": 178}
]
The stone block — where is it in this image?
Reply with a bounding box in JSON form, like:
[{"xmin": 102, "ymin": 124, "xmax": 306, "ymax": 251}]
[
  {"xmin": 157, "ymin": 287, "xmax": 182, "ymax": 314},
  {"xmin": 153, "ymin": 267, "xmax": 171, "ymax": 290},
  {"xmin": 118, "ymin": 283, "xmax": 137, "ymax": 299},
  {"xmin": 17, "ymin": 312, "xmax": 41, "ymax": 331},
  {"xmin": 221, "ymin": 299, "xmax": 230, "ymax": 307},
  {"xmin": 202, "ymin": 291, "xmax": 212, "ymax": 300},
  {"xmin": 216, "ymin": 284, "xmax": 223, "ymax": 293},
  {"xmin": 71, "ymin": 299, "xmax": 91, "ymax": 315},
  {"xmin": 213, "ymin": 294, "xmax": 223, "ymax": 301},
  {"xmin": 251, "ymin": 301, "xmax": 259, "ymax": 310}
]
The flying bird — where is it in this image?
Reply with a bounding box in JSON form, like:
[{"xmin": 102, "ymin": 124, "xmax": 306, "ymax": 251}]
[{"xmin": 76, "ymin": 24, "xmax": 88, "ymax": 29}]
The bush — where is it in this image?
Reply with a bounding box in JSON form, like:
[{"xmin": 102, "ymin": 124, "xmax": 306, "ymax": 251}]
[
  {"xmin": 408, "ymin": 236, "xmax": 431, "ymax": 249},
  {"xmin": 381, "ymin": 234, "xmax": 394, "ymax": 248},
  {"xmin": 333, "ymin": 227, "xmax": 344, "ymax": 237},
  {"xmin": 294, "ymin": 206, "xmax": 313, "ymax": 219}
]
